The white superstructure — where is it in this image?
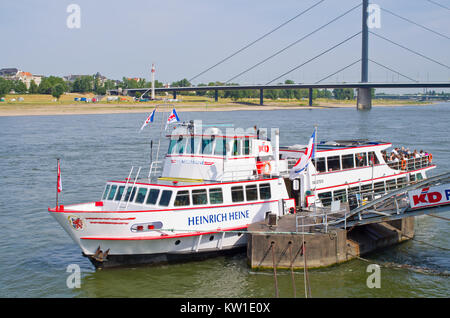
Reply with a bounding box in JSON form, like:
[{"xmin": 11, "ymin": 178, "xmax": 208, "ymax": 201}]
[{"xmin": 49, "ymin": 122, "xmax": 435, "ymax": 268}]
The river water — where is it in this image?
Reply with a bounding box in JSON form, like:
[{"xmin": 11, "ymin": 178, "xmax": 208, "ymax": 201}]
[{"xmin": 0, "ymin": 103, "xmax": 449, "ymax": 298}]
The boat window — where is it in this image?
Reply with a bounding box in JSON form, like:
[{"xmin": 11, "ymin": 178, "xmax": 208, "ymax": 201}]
[
  {"xmin": 374, "ymin": 181, "xmax": 385, "ymax": 194},
  {"xmin": 209, "ymin": 188, "xmax": 223, "ymax": 204},
  {"xmin": 107, "ymin": 185, "xmax": 117, "ymax": 200},
  {"xmin": 146, "ymin": 189, "xmax": 160, "ymax": 205},
  {"xmin": 159, "ymin": 190, "xmax": 173, "ymax": 207},
  {"xmin": 327, "ymin": 156, "xmax": 341, "ymax": 171},
  {"xmin": 135, "ymin": 188, "xmax": 148, "ymax": 204},
  {"xmin": 168, "ymin": 139, "xmax": 177, "ymax": 154},
  {"xmin": 102, "ymin": 184, "xmax": 111, "ymax": 200},
  {"xmin": 341, "ymin": 154, "xmax": 354, "ymax": 170},
  {"xmin": 115, "ymin": 186, "xmax": 125, "ymax": 201},
  {"xmin": 202, "ymin": 138, "xmax": 213, "ymax": 155},
  {"xmin": 318, "ymin": 192, "xmax": 332, "ymax": 206},
  {"xmin": 185, "ymin": 137, "xmax": 195, "ymax": 154},
  {"xmin": 397, "ymin": 177, "xmax": 407, "ymax": 188},
  {"xmin": 386, "ymin": 179, "xmax": 397, "ymax": 191},
  {"xmin": 333, "ymin": 189, "xmax": 347, "ymax": 203},
  {"xmin": 313, "ymin": 157, "xmax": 326, "ymax": 173},
  {"xmin": 174, "ymin": 190, "xmax": 190, "ymax": 206},
  {"xmin": 231, "ymin": 186, "xmax": 244, "ymax": 202},
  {"xmin": 124, "ymin": 187, "xmax": 137, "ymax": 202},
  {"xmin": 246, "ymin": 184, "xmax": 258, "ymax": 201},
  {"xmin": 243, "ymin": 138, "xmax": 250, "ymax": 155},
  {"xmin": 175, "ymin": 136, "xmax": 186, "ymax": 154},
  {"xmin": 214, "ymin": 138, "xmax": 226, "ymax": 156},
  {"xmin": 355, "ymin": 152, "xmax": 367, "ymax": 167},
  {"xmin": 348, "ymin": 186, "xmax": 360, "ymax": 196},
  {"xmin": 410, "ymin": 174, "xmax": 416, "ymax": 182},
  {"xmin": 192, "ymin": 189, "xmax": 208, "ymax": 205},
  {"xmin": 416, "ymin": 173, "xmax": 423, "ymax": 181},
  {"xmin": 259, "ymin": 183, "xmax": 271, "ymax": 200},
  {"xmin": 361, "ymin": 184, "xmax": 372, "ymax": 194},
  {"xmin": 368, "ymin": 151, "xmax": 380, "ymax": 165},
  {"xmin": 232, "ymin": 139, "xmax": 241, "ymax": 156}
]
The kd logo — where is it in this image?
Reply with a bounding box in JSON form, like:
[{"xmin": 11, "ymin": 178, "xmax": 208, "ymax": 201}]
[
  {"xmin": 66, "ymin": 264, "xmax": 81, "ymax": 289},
  {"xmin": 66, "ymin": 4, "xmax": 81, "ymax": 29},
  {"xmin": 367, "ymin": 4, "xmax": 381, "ymax": 29},
  {"xmin": 366, "ymin": 264, "xmax": 381, "ymax": 288}
]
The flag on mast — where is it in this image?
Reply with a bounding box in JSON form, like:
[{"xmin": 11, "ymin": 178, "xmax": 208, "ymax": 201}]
[
  {"xmin": 289, "ymin": 128, "xmax": 316, "ymax": 180},
  {"xmin": 57, "ymin": 159, "xmax": 62, "ymax": 193},
  {"xmin": 165, "ymin": 108, "xmax": 180, "ymax": 129},
  {"xmin": 140, "ymin": 108, "xmax": 156, "ymax": 131}
]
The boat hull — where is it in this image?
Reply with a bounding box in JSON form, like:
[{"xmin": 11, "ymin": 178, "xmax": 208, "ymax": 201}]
[{"xmin": 84, "ymin": 244, "xmax": 247, "ymax": 268}]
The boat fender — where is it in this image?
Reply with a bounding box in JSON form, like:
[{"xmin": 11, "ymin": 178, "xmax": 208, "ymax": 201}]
[{"xmin": 263, "ymin": 162, "xmax": 272, "ymax": 174}]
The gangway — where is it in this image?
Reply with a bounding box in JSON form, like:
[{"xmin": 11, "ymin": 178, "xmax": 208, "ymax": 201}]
[{"xmin": 298, "ymin": 172, "xmax": 450, "ymax": 232}]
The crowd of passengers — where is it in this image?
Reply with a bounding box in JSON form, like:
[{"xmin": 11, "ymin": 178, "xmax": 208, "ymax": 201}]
[{"xmin": 382, "ymin": 147, "xmax": 432, "ymax": 165}]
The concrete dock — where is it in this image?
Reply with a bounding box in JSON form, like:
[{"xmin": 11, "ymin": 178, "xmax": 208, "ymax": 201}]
[{"xmin": 247, "ymin": 213, "xmax": 415, "ymax": 270}]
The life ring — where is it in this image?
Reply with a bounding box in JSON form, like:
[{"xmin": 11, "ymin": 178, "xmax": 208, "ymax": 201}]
[
  {"xmin": 401, "ymin": 159, "xmax": 407, "ymax": 170},
  {"xmin": 263, "ymin": 162, "xmax": 272, "ymax": 174},
  {"xmin": 428, "ymin": 153, "xmax": 433, "ymax": 163}
]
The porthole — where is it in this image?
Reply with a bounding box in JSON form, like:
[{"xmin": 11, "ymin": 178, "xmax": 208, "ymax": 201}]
[
  {"xmin": 209, "ymin": 235, "xmax": 214, "ymax": 241},
  {"xmin": 175, "ymin": 240, "xmax": 181, "ymax": 245}
]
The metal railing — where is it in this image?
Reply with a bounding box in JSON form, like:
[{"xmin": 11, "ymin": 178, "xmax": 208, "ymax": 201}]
[{"xmin": 386, "ymin": 154, "xmax": 433, "ymax": 171}]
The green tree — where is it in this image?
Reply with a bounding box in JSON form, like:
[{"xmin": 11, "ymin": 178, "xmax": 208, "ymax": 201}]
[
  {"xmin": 0, "ymin": 78, "xmax": 12, "ymax": 98},
  {"xmin": 51, "ymin": 84, "xmax": 65, "ymax": 100},
  {"xmin": 39, "ymin": 76, "xmax": 67, "ymax": 94},
  {"xmin": 13, "ymin": 80, "xmax": 27, "ymax": 93},
  {"xmin": 29, "ymin": 80, "xmax": 38, "ymax": 94}
]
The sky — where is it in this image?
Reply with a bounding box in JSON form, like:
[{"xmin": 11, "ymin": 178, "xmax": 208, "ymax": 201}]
[{"xmin": 0, "ymin": 0, "xmax": 449, "ymax": 92}]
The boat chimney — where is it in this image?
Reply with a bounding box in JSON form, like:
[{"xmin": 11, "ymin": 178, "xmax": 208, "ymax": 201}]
[
  {"xmin": 151, "ymin": 63, "xmax": 155, "ymax": 100},
  {"xmin": 273, "ymin": 128, "xmax": 280, "ymax": 175}
]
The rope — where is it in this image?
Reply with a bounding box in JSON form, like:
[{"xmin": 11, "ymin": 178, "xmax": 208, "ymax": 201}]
[
  {"xmin": 288, "ymin": 241, "xmax": 297, "ymax": 298},
  {"xmin": 271, "ymin": 242, "xmax": 279, "ymax": 298},
  {"xmin": 428, "ymin": 214, "xmax": 450, "ymax": 221},
  {"xmin": 347, "ymin": 252, "xmax": 450, "ymax": 277},
  {"xmin": 402, "ymin": 234, "xmax": 450, "ymax": 251},
  {"xmin": 188, "ymin": 0, "xmax": 326, "ymax": 82}
]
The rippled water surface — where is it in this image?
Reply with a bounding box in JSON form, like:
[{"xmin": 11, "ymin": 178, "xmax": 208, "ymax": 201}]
[{"xmin": 0, "ymin": 103, "xmax": 449, "ymax": 298}]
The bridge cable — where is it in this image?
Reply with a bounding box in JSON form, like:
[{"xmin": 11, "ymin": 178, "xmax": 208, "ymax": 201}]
[
  {"xmin": 225, "ymin": 3, "xmax": 362, "ymax": 84},
  {"xmin": 188, "ymin": 0, "xmax": 326, "ymax": 83},
  {"xmin": 369, "ymin": 59, "xmax": 419, "ymax": 82},
  {"xmin": 315, "ymin": 59, "xmax": 361, "ymax": 83},
  {"xmin": 266, "ymin": 31, "xmax": 362, "ymax": 85},
  {"xmin": 423, "ymin": 0, "xmax": 450, "ymax": 11},
  {"xmin": 381, "ymin": 8, "xmax": 450, "ymax": 40},
  {"xmin": 370, "ymin": 31, "xmax": 450, "ymax": 70}
]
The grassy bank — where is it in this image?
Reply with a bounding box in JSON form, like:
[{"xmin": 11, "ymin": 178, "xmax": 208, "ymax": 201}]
[{"xmin": 0, "ymin": 93, "xmax": 433, "ymax": 117}]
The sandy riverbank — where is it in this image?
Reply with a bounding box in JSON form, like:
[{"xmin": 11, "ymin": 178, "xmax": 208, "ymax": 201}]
[{"xmin": 0, "ymin": 96, "xmax": 435, "ymax": 117}]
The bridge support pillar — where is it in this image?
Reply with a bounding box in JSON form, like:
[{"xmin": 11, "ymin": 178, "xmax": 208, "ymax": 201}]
[
  {"xmin": 309, "ymin": 88, "xmax": 313, "ymax": 106},
  {"xmin": 357, "ymin": 87, "xmax": 372, "ymax": 110},
  {"xmin": 260, "ymin": 89, "xmax": 264, "ymax": 105},
  {"xmin": 173, "ymin": 91, "xmax": 177, "ymax": 100},
  {"xmin": 214, "ymin": 90, "xmax": 218, "ymax": 102}
]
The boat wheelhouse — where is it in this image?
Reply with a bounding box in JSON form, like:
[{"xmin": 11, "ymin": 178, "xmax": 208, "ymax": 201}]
[{"xmin": 48, "ymin": 121, "xmax": 435, "ymax": 268}]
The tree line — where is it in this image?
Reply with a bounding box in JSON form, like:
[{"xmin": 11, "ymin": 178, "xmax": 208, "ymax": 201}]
[{"xmin": 0, "ymin": 74, "xmax": 359, "ymax": 101}]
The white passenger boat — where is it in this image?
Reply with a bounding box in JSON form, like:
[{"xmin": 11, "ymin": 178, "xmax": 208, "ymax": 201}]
[{"xmin": 48, "ymin": 120, "xmax": 435, "ymax": 268}]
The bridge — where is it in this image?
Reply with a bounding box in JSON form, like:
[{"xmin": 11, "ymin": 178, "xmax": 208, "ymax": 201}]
[{"xmin": 109, "ymin": 0, "xmax": 450, "ymax": 109}]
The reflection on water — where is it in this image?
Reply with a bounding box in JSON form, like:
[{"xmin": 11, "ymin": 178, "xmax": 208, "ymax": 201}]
[{"xmin": 0, "ymin": 103, "xmax": 449, "ymax": 297}]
